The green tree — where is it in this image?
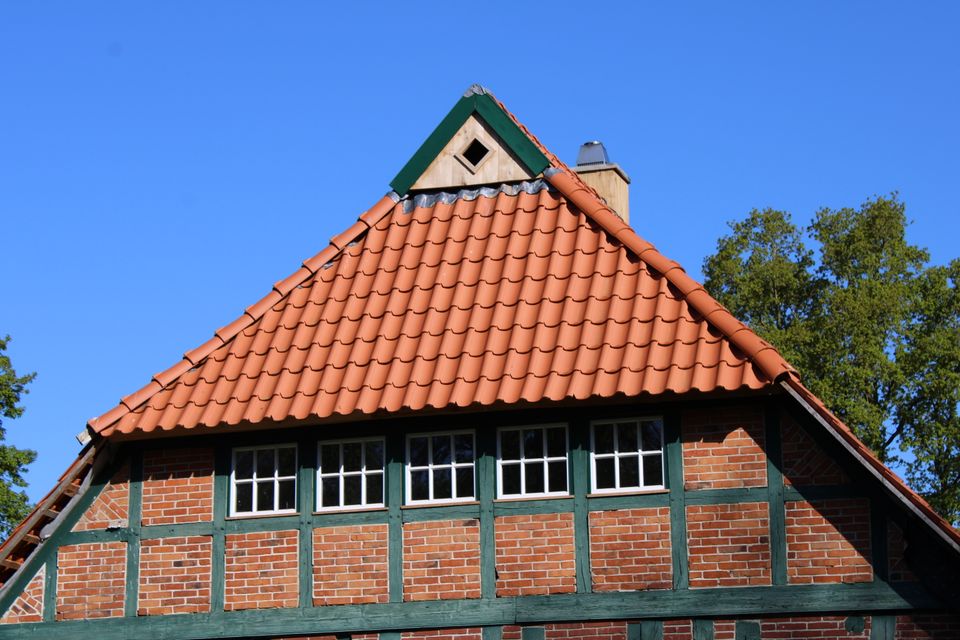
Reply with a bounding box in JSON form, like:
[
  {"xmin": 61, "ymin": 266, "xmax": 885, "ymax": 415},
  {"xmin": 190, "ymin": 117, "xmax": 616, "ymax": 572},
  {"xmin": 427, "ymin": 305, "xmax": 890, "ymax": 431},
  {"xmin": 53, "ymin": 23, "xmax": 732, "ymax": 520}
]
[
  {"xmin": 0, "ymin": 335, "xmax": 37, "ymax": 536},
  {"xmin": 703, "ymin": 195, "xmax": 960, "ymax": 522}
]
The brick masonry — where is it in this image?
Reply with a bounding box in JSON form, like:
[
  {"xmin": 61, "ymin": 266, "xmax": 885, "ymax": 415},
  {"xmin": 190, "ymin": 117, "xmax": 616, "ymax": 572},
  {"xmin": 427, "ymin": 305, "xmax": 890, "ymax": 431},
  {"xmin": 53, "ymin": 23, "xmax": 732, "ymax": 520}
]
[
  {"xmin": 785, "ymin": 498, "xmax": 872, "ymax": 584},
  {"xmin": 663, "ymin": 620, "xmax": 693, "ymax": 640},
  {"xmin": 757, "ymin": 616, "xmax": 870, "ymax": 638},
  {"xmin": 682, "ymin": 406, "xmax": 767, "ymax": 490},
  {"xmin": 589, "ymin": 507, "xmax": 671, "ymax": 591},
  {"xmin": 0, "ymin": 567, "xmax": 43, "ymax": 624},
  {"xmin": 780, "ymin": 414, "xmax": 848, "ymax": 486},
  {"xmin": 313, "ymin": 524, "xmax": 389, "ymax": 605},
  {"xmin": 502, "ymin": 622, "xmax": 627, "ymax": 640},
  {"xmin": 73, "ymin": 462, "xmax": 129, "ymax": 531},
  {"xmin": 495, "ymin": 513, "xmax": 576, "ymax": 597},
  {"xmin": 138, "ymin": 535, "xmax": 212, "ymax": 616},
  {"xmin": 224, "ymin": 530, "xmax": 299, "ymax": 611},
  {"xmin": 687, "ymin": 502, "xmax": 771, "ymax": 588},
  {"xmin": 142, "ymin": 447, "xmax": 214, "ymax": 526},
  {"xmin": 403, "ymin": 519, "xmax": 481, "ymax": 602},
  {"xmin": 896, "ymin": 613, "xmax": 960, "ymax": 639},
  {"xmin": 56, "ymin": 541, "xmax": 126, "ymax": 620}
]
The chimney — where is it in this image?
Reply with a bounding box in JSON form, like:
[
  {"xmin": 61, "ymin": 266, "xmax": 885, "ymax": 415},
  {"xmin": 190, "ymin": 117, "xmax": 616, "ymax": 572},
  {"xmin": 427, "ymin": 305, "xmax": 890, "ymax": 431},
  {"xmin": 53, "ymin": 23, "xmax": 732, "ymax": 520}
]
[{"xmin": 572, "ymin": 141, "xmax": 630, "ymax": 223}]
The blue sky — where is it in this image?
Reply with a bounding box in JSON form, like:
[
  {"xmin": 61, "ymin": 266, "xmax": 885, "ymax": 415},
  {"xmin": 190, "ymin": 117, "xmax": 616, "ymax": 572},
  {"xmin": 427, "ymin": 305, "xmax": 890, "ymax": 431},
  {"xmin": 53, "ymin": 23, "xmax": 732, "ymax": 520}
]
[{"xmin": 1, "ymin": 2, "xmax": 958, "ymax": 501}]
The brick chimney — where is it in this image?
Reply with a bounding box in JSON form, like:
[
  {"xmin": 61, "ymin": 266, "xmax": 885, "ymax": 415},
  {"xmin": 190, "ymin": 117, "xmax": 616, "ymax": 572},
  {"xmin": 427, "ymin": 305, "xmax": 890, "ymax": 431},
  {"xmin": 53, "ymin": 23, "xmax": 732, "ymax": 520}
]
[{"xmin": 572, "ymin": 141, "xmax": 630, "ymax": 223}]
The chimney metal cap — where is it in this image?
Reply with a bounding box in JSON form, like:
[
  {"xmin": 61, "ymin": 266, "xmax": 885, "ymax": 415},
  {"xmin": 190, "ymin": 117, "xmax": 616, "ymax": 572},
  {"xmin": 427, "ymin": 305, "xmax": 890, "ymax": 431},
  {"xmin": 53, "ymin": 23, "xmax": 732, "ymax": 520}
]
[{"xmin": 576, "ymin": 141, "xmax": 611, "ymax": 166}]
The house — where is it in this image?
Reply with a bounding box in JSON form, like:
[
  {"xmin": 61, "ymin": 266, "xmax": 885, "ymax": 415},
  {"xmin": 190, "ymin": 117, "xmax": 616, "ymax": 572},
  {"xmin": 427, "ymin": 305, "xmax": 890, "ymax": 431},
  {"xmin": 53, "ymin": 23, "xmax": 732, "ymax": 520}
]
[{"xmin": 0, "ymin": 85, "xmax": 957, "ymax": 640}]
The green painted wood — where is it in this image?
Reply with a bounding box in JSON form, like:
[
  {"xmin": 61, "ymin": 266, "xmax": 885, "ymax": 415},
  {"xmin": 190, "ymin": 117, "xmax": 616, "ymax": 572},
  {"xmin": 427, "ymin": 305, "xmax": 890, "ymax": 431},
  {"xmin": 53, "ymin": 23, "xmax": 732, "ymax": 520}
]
[
  {"xmin": 298, "ymin": 437, "xmax": 317, "ymax": 609},
  {"xmin": 222, "ymin": 515, "xmax": 300, "ymax": 533},
  {"xmin": 380, "ymin": 633, "xmax": 402, "ymax": 640},
  {"xmin": 472, "ymin": 94, "xmax": 551, "ymax": 177},
  {"xmin": 124, "ymin": 449, "xmax": 144, "ymax": 617},
  {"xmin": 586, "ymin": 493, "xmax": 669, "ymax": 511},
  {"xmin": 0, "ymin": 581, "xmax": 941, "ymax": 640},
  {"xmin": 870, "ymin": 615, "xmax": 895, "ymax": 640},
  {"xmin": 41, "ymin": 560, "xmax": 55, "ymax": 624},
  {"xmin": 482, "ymin": 626, "xmax": 503, "ymax": 640},
  {"xmin": 664, "ymin": 411, "xmax": 688, "ymax": 590},
  {"xmin": 210, "ymin": 447, "xmax": 229, "ymax": 613},
  {"xmin": 735, "ymin": 621, "xmax": 760, "ymax": 640},
  {"xmin": 683, "ymin": 488, "xmax": 768, "ymax": 505},
  {"xmin": 627, "ymin": 622, "xmax": 643, "ymax": 640},
  {"xmin": 781, "ymin": 484, "xmax": 863, "ymax": 501},
  {"xmin": 764, "ymin": 404, "xmax": 787, "ymax": 586},
  {"xmin": 871, "ymin": 500, "xmax": 889, "ymax": 582},
  {"xmin": 493, "ymin": 498, "xmax": 574, "ymax": 515},
  {"xmin": 845, "ymin": 616, "xmax": 866, "ymax": 633},
  {"xmin": 59, "ymin": 529, "xmax": 126, "ymax": 545},
  {"xmin": 478, "ymin": 428, "xmax": 497, "ymax": 599},
  {"xmin": 570, "ymin": 419, "xmax": 591, "ymax": 594},
  {"xmin": 386, "ymin": 433, "xmax": 404, "ymax": 604},
  {"xmin": 401, "ymin": 504, "xmax": 481, "ymax": 523},
  {"xmin": 140, "ymin": 522, "xmax": 215, "ymax": 539},
  {"xmin": 641, "ymin": 620, "xmax": 663, "ymax": 640},
  {"xmin": 692, "ymin": 620, "xmax": 713, "ymax": 640},
  {"xmin": 522, "ymin": 627, "xmax": 545, "ymax": 640}
]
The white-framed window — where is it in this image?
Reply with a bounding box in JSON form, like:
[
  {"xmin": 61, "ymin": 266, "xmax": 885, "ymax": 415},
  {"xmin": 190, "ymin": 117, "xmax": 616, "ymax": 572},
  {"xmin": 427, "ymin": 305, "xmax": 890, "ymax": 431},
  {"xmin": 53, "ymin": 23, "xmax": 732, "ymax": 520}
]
[
  {"xmin": 497, "ymin": 424, "xmax": 568, "ymax": 498},
  {"xmin": 590, "ymin": 418, "xmax": 664, "ymax": 493},
  {"xmin": 231, "ymin": 444, "xmax": 298, "ymax": 516},
  {"xmin": 317, "ymin": 438, "xmax": 385, "ymax": 511},
  {"xmin": 406, "ymin": 431, "xmax": 475, "ymax": 504}
]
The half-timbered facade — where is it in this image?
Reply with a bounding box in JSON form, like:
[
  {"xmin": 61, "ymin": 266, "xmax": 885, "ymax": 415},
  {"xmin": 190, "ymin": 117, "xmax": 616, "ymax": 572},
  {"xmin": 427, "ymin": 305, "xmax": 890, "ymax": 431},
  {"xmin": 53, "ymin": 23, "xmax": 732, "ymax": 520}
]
[{"xmin": 0, "ymin": 86, "xmax": 958, "ymax": 640}]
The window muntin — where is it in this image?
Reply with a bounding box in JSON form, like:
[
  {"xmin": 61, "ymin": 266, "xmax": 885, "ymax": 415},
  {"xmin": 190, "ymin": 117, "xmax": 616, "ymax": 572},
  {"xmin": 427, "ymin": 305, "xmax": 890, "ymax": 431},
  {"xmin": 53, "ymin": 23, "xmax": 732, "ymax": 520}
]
[
  {"xmin": 231, "ymin": 444, "xmax": 298, "ymax": 516},
  {"xmin": 590, "ymin": 418, "xmax": 664, "ymax": 493},
  {"xmin": 497, "ymin": 425, "xmax": 568, "ymax": 498},
  {"xmin": 317, "ymin": 438, "xmax": 385, "ymax": 511},
  {"xmin": 406, "ymin": 431, "xmax": 475, "ymax": 504}
]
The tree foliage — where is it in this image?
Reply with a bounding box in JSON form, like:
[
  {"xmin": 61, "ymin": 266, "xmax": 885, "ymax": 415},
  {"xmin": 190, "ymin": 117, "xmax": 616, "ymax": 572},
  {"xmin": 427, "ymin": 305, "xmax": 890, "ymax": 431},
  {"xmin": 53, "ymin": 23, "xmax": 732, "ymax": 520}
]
[
  {"xmin": 0, "ymin": 336, "xmax": 37, "ymax": 536},
  {"xmin": 703, "ymin": 195, "xmax": 960, "ymax": 522}
]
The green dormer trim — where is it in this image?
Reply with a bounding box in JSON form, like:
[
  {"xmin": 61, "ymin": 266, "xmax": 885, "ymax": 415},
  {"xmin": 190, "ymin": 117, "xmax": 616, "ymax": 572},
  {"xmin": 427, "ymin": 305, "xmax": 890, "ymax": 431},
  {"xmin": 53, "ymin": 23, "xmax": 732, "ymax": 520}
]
[{"xmin": 389, "ymin": 87, "xmax": 551, "ymax": 196}]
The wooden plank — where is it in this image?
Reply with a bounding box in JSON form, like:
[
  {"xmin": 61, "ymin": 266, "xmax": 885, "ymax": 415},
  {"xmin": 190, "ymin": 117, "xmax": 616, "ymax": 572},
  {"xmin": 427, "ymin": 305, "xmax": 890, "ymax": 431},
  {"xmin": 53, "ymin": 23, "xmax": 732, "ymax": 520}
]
[
  {"xmin": 570, "ymin": 419, "xmax": 591, "ymax": 594},
  {"xmin": 641, "ymin": 620, "xmax": 663, "ymax": 640},
  {"xmin": 764, "ymin": 404, "xmax": 787, "ymax": 586},
  {"xmin": 401, "ymin": 504, "xmax": 481, "ymax": 523},
  {"xmin": 587, "ymin": 493, "xmax": 668, "ymax": 511},
  {"xmin": 683, "ymin": 487, "xmax": 768, "ymax": 505},
  {"xmin": 298, "ymin": 436, "xmax": 317, "ymax": 609},
  {"xmin": 124, "ymin": 449, "xmax": 143, "ymax": 617},
  {"xmin": 482, "ymin": 626, "xmax": 503, "ymax": 640},
  {"xmin": 692, "ymin": 620, "xmax": 713, "ymax": 640},
  {"xmin": 140, "ymin": 522, "xmax": 215, "ymax": 539},
  {"xmin": 735, "ymin": 621, "xmax": 760, "ymax": 640},
  {"xmin": 210, "ymin": 447, "xmax": 229, "ymax": 613},
  {"xmin": 870, "ymin": 615, "xmax": 895, "ymax": 640},
  {"xmin": 665, "ymin": 411, "xmax": 688, "ymax": 590},
  {"xmin": 222, "ymin": 515, "xmax": 300, "ymax": 534},
  {"xmin": 493, "ymin": 498, "xmax": 575, "ymax": 516},
  {"xmin": 42, "ymin": 559, "xmax": 55, "ymax": 624},
  {"xmin": 521, "ymin": 627, "xmax": 545, "ymax": 640},
  {"xmin": 478, "ymin": 428, "xmax": 497, "ymax": 600},
  {"xmin": 386, "ymin": 433, "xmax": 404, "ymax": 604}
]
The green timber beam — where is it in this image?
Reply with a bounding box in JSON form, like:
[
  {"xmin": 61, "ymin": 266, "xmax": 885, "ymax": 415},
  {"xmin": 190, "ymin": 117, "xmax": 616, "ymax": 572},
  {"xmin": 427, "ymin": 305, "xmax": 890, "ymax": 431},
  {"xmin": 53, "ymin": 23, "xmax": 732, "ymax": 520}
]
[
  {"xmin": 124, "ymin": 449, "xmax": 144, "ymax": 617},
  {"xmin": 764, "ymin": 404, "xmax": 787, "ymax": 585},
  {"xmin": 665, "ymin": 411, "xmax": 688, "ymax": 590},
  {"xmin": 570, "ymin": 418, "xmax": 592, "ymax": 593}
]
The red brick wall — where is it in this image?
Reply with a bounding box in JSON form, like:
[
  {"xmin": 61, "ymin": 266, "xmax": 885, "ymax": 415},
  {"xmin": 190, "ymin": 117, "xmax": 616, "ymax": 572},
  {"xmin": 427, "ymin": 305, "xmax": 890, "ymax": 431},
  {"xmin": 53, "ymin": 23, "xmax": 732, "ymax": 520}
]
[
  {"xmin": 403, "ymin": 519, "xmax": 481, "ymax": 602},
  {"xmin": 780, "ymin": 414, "xmax": 847, "ymax": 486},
  {"xmin": 785, "ymin": 498, "xmax": 872, "ymax": 584},
  {"xmin": 502, "ymin": 623, "xmax": 627, "ymax": 640},
  {"xmin": 142, "ymin": 447, "xmax": 214, "ymax": 526},
  {"xmin": 897, "ymin": 614, "xmax": 960, "ymax": 639},
  {"xmin": 687, "ymin": 502, "xmax": 771, "ymax": 588},
  {"xmin": 224, "ymin": 530, "xmax": 298, "ymax": 611},
  {"xmin": 682, "ymin": 407, "xmax": 766, "ymax": 490},
  {"xmin": 589, "ymin": 507, "xmax": 671, "ymax": 591},
  {"xmin": 138, "ymin": 536, "xmax": 212, "ymax": 615},
  {"xmin": 713, "ymin": 621, "xmax": 736, "ymax": 640},
  {"xmin": 663, "ymin": 620, "xmax": 693, "ymax": 640},
  {"xmin": 495, "ymin": 513, "xmax": 576, "ymax": 597},
  {"xmin": 888, "ymin": 519, "xmax": 918, "ymax": 582},
  {"xmin": 56, "ymin": 541, "xmax": 126, "ymax": 620},
  {"xmin": 401, "ymin": 629, "xmax": 482, "ymax": 639},
  {"xmin": 313, "ymin": 524, "xmax": 389, "ymax": 605},
  {"xmin": 0, "ymin": 567, "xmax": 43, "ymax": 624},
  {"xmin": 74, "ymin": 462, "xmax": 129, "ymax": 531},
  {"xmin": 760, "ymin": 616, "xmax": 870, "ymax": 638}
]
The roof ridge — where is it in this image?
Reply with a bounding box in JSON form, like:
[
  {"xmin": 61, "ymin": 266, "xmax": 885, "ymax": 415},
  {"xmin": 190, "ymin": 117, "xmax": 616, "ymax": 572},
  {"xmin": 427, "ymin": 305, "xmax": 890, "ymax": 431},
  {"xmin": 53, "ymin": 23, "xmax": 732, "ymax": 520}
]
[{"xmin": 88, "ymin": 193, "xmax": 400, "ymax": 435}]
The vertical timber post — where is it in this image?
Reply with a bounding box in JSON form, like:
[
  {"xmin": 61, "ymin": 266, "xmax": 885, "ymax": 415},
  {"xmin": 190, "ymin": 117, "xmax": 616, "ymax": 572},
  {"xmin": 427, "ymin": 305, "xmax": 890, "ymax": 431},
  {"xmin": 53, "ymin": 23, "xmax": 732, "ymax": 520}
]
[
  {"xmin": 124, "ymin": 448, "xmax": 143, "ymax": 617},
  {"xmin": 764, "ymin": 403, "xmax": 787, "ymax": 586},
  {"xmin": 665, "ymin": 411, "xmax": 688, "ymax": 590}
]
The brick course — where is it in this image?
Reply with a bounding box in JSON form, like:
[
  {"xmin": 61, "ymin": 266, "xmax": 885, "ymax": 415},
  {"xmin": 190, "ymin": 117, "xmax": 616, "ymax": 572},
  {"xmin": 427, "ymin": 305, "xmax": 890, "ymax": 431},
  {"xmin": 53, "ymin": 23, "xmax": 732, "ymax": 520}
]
[
  {"xmin": 142, "ymin": 447, "xmax": 214, "ymax": 526},
  {"xmin": 780, "ymin": 414, "xmax": 847, "ymax": 486},
  {"xmin": 687, "ymin": 502, "xmax": 771, "ymax": 588},
  {"xmin": 73, "ymin": 462, "xmax": 129, "ymax": 531},
  {"xmin": 403, "ymin": 519, "xmax": 481, "ymax": 602},
  {"xmin": 56, "ymin": 541, "xmax": 126, "ymax": 620},
  {"xmin": 502, "ymin": 622, "xmax": 627, "ymax": 640},
  {"xmin": 589, "ymin": 507, "xmax": 671, "ymax": 591},
  {"xmin": 0, "ymin": 567, "xmax": 43, "ymax": 624},
  {"xmin": 495, "ymin": 513, "xmax": 576, "ymax": 597},
  {"xmin": 785, "ymin": 498, "xmax": 872, "ymax": 584},
  {"xmin": 663, "ymin": 620, "xmax": 693, "ymax": 640},
  {"xmin": 759, "ymin": 616, "xmax": 870, "ymax": 638},
  {"xmin": 896, "ymin": 614, "xmax": 960, "ymax": 639},
  {"xmin": 313, "ymin": 524, "xmax": 389, "ymax": 605},
  {"xmin": 138, "ymin": 536, "xmax": 212, "ymax": 616},
  {"xmin": 224, "ymin": 530, "xmax": 299, "ymax": 611},
  {"xmin": 682, "ymin": 407, "xmax": 766, "ymax": 490}
]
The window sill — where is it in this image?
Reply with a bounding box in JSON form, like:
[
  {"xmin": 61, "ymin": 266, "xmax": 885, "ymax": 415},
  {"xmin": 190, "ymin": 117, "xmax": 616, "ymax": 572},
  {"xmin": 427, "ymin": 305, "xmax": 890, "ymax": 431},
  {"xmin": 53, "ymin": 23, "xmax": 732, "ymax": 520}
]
[
  {"xmin": 226, "ymin": 510, "xmax": 298, "ymax": 521},
  {"xmin": 495, "ymin": 494, "xmax": 571, "ymax": 503},
  {"xmin": 588, "ymin": 488, "xmax": 669, "ymax": 498},
  {"xmin": 401, "ymin": 500, "xmax": 480, "ymax": 509},
  {"xmin": 313, "ymin": 506, "xmax": 388, "ymax": 516}
]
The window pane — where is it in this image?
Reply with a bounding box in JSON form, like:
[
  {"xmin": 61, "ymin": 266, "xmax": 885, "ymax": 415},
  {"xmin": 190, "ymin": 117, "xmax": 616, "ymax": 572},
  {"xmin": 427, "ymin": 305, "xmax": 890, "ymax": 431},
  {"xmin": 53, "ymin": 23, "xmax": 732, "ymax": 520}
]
[
  {"xmin": 235, "ymin": 451, "xmax": 254, "ymax": 480},
  {"xmin": 501, "ymin": 430, "xmax": 521, "ymax": 461},
  {"xmin": 278, "ymin": 447, "xmax": 297, "ymax": 477},
  {"xmin": 432, "ymin": 436, "xmax": 451, "ymax": 466},
  {"xmin": 410, "ymin": 437, "xmax": 429, "ymax": 467},
  {"xmin": 433, "ymin": 468, "xmax": 452, "ymax": 499},
  {"xmin": 256, "ymin": 481, "xmax": 274, "ymax": 512},
  {"xmin": 343, "ymin": 442, "xmax": 362, "ymax": 472},
  {"xmin": 322, "ymin": 476, "xmax": 340, "ymax": 508},
  {"xmin": 411, "ymin": 470, "xmax": 430, "ymax": 501},
  {"xmin": 643, "ymin": 454, "xmax": 664, "ymax": 486},
  {"xmin": 525, "ymin": 461, "xmax": 545, "ymax": 494},
  {"xmin": 619, "ymin": 455, "xmax": 640, "ymax": 488},
  {"xmin": 641, "ymin": 421, "xmax": 663, "ymax": 452},
  {"xmin": 366, "ymin": 473, "xmax": 384, "ymax": 505},
  {"xmin": 594, "ymin": 424, "xmax": 615, "ymax": 454},
  {"xmin": 502, "ymin": 463, "xmax": 521, "ymax": 495},
  {"xmin": 596, "ymin": 457, "xmax": 616, "ymax": 489},
  {"xmin": 546, "ymin": 427, "xmax": 566, "ymax": 458},
  {"xmin": 548, "ymin": 461, "xmax": 567, "ymax": 493},
  {"xmin": 256, "ymin": 450, "xmax": 275, "ymax": 478},
  {"xmin": 278, "ymin": 479, "xmax": 296, "ymax": 510},
  {"xmin": 618, "ymin": 422, "xmax": 639, "ymax": 452},
  {"xmin": 454, "ymin": 434, "xmax": 474, "ymax": 463},
  {"xmin": 456, "ymin": 467, "xmax": 474, "ymax": 498},
  {"xmin": 366, "ymin": 441, "xmax": 384, "ymax": 469},
  {"xmin": 523, "ymin": 429, "xmax": 543, "ymax": 458},
  {"xmin": 344, "ymin": 475, "xmax": 362, "ymax": 505},
  {"xmin": 321, "ymin": 444, "xmax": 340, "ymax": 473},
  {"xmin": 235, "ymin": 483, "xmax": 253, "ymax": 513}
]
